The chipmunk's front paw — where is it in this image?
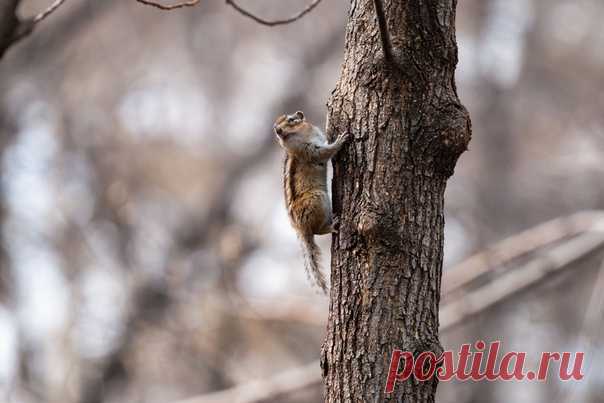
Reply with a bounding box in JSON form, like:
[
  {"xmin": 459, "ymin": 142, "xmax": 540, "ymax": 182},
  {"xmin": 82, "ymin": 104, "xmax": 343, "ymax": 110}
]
[
  {"xmin": 330, "ymin": 216, "xmax": 341, "ymax": 234},
  {"xmin": 336, "ymin": 132, "xmax": 351, "ymax": 145}
]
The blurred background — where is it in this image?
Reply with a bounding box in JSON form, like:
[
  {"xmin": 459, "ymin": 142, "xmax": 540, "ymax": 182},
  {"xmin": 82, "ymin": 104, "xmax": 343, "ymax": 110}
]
[{"xmin": 0, "ymin": 0, "xmax": 603, "ymax": 402}]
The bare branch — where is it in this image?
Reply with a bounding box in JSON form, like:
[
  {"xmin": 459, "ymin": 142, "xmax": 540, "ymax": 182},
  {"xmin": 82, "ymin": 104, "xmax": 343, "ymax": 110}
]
[
  {"xmin": 173, "ymin": 360, "xmax": 321, "ymax": 403},
  {"xmin": 0, "ymin": 0, "xmax": 69, "ymax": 59},
  {"xmin": 135, "ymin": 0, "xmax": 200, "ymax": 10},
  {"xmin": 33, "ymin": 0, "xmax": 67, "ymax": 23},
  {"xmin": 441, "ymin": 230, "xmax": 604, "ymax": 330},
  {"xmin": 231, "ymin": 297, "xmax": 327, "ymax": 326},
  {"xmin": 372, "ymin": 0, "xmax": 395, "ymax": 64},
  {"xmin": 225, "ymin": 0, "xmax": 322, "ymax": 26},
  {"xmin": 443, "ymin": 210, "xmax": 604, "ymax": 298}
]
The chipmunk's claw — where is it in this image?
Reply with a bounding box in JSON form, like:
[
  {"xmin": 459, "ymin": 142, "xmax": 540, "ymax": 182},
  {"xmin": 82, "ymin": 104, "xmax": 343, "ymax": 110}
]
[{"xmin": 331, "ymin": 216, "xmax": 341, "ymax": 234}]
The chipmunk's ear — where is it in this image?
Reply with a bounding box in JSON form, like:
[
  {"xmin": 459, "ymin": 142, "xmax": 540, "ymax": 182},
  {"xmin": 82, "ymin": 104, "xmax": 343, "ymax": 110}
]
[{"xmin": 295, "ymin": 111, "xmax": 305, "ymax": 120}]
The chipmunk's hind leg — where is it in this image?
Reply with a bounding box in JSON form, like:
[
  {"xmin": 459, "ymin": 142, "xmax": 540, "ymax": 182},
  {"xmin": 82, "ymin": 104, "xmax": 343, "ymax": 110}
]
[
  {"xmin": 312, "ymin": 192, "xmax": 335, "ymax": 235},
  {"xmin": 316, "ymin": 215, "xmax": 339, "ymax": 235}
]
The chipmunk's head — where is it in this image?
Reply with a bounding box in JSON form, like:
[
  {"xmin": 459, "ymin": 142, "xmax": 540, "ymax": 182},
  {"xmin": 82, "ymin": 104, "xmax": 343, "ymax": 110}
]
[{"xmin": 273, "ymin": 111, "xmax": 307, "ymax": 142}]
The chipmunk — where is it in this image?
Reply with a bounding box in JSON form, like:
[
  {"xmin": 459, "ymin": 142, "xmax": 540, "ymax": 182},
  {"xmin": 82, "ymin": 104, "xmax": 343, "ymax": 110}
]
[{"xmin": 273, "ymin": 111, "xmax": 350, "ymax": 293}]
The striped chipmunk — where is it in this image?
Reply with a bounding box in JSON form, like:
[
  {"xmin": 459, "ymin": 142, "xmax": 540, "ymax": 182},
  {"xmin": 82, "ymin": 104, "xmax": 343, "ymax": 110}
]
[{"xmin": 273, "ymin": 111, "xmax": 350, "ymax": 293}]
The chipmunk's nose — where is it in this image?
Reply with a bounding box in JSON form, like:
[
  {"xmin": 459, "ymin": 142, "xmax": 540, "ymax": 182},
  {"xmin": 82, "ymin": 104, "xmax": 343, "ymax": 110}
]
[{"xmin": 274, "ymin": 125, "xmax": 284, "ymax": 136}]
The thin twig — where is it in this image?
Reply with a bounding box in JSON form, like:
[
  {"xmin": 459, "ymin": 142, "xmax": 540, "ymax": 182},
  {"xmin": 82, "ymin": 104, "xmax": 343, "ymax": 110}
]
[
  {"xmin": 225, "ymin": 0, "xmax": 323, "ymax": 26},
  {"xmin": 135, "ymin": 0, "xmax": 200, "ymax": 10},
  {"xmin": 372, "ymin": 0, "xmax": 394, "ymax": 64},
  {"xmin": 33, "ymin": 0, "xmax": 67, "ymax": 23}
]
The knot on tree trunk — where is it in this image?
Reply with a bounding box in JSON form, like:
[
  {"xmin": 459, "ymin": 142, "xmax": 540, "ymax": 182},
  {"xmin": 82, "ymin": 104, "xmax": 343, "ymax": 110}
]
[
  {"xmin": 403, "ymin": 335, "xmax": 445, "ymax": 383},
  {"xmin": 427, "ymin": 101, "xmax": 472, "ymax": 178},
  {"xmin": 357, "ymin": 204, "xmax": 406, "ymax": 250},
  {"xmin": 404, "ymin": 336, "xmax": 444, "ymax": 362}
]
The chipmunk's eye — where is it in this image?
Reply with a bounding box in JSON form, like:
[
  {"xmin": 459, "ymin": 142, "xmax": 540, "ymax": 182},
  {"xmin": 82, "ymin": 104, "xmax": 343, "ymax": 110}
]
[{"xmin": 287, "ymin": 117, "xmax": 295, "ymax": 124}]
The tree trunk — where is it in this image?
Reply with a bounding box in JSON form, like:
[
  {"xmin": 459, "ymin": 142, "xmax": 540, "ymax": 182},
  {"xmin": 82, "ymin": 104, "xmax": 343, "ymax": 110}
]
[{"xmin": 321, "ymin": 0, "xmax": 471, "ymax": 402}]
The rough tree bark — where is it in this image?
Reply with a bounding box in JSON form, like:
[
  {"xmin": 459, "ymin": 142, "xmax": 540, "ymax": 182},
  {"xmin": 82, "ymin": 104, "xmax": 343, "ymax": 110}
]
[{"xmin": 321, "ymin": 0, "xmax": 471, "ymax": 402}]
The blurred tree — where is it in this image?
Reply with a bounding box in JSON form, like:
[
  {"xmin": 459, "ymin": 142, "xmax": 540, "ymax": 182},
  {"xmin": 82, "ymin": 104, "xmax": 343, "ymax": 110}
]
[{"xmin": 322, "ymin": 0, "xmax": 471, "ymax": 402}]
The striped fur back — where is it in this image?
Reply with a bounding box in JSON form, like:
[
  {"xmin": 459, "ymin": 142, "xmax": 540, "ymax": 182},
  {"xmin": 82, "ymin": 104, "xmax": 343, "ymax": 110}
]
[{"xmin": 283, "ymin": 154, "xmax": 297, "ymax": 222}]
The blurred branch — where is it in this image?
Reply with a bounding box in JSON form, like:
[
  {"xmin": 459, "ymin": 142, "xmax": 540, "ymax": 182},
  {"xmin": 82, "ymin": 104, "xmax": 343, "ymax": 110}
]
[
  {"xmin": 135, "ymin": 0, "xmax": 200, "ymax": 10},
  {"xmin": 229, "ymin": 297, "xmax": 327, "ymax": 326},
  {"xmin": 225, "ymin": 0, "xmax": 323, "ymax": 26},
  {"xmin": 441, "ymin": 230, "xmax": 604, "ymax": 330},
  {"xmin": 0, "ymin": 0, "xmax": 68, "ymax": 59},
  {"xmin": 0, "ymin": 0, "xmax": 115, "ymax": 69},
  {"xmin": 173, "ymin": 360, "xmax": 321, "ymax": 403},
  {"xmin": 443, "ymin": 210, "xmax": 604, "ymax": 298},
  {"xmin": 33, "ymin": 0, "xmax": 67, "ymax": 23}
]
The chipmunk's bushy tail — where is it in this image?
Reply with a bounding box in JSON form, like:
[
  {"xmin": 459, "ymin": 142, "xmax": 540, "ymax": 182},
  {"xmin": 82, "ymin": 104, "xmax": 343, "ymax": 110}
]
[{"xmin": 300, "ymin": 232, "xmax": 328, "ymax": 294}]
